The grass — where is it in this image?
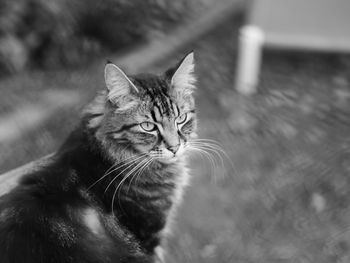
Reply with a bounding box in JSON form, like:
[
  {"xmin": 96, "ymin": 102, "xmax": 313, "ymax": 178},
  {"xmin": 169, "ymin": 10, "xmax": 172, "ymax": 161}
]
[{"xmin": 1, "ymin": 11, "xmax": 350, "ymax": 263}]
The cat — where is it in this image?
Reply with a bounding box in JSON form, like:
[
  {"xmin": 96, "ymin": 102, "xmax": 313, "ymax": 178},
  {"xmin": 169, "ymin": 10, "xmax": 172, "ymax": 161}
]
[{"xmin": 0, "ymin": 52, "xmax": 197, "ymax": 263}]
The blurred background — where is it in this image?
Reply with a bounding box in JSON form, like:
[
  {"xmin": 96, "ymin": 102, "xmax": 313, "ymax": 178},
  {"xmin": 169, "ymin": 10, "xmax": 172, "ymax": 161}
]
[{"xmin": 1, "ymin": 0, "xmax": 350, "ymax": 262}]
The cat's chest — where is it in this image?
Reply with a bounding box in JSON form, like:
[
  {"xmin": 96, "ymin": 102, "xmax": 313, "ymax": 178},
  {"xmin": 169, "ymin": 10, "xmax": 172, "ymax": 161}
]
[
  {"xmin": 127, "ymin": 163, "xmax": 190, "ymax": 211},
  {"xmin": 68, "ymin": 161, "xmax": 191, "ymax": 256}
]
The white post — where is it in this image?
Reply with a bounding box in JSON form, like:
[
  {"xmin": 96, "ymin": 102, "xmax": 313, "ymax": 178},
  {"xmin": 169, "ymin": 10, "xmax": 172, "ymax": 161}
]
[{"xmin": 235, "ymin": 25, "xmax": 264, "ymax": 95}]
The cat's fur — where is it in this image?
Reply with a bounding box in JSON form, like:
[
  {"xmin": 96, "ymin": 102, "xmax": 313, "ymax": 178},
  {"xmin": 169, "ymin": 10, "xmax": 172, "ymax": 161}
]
[{"xmin": 0, "ymin": 52, "xmax": 197, "ymax": 263}]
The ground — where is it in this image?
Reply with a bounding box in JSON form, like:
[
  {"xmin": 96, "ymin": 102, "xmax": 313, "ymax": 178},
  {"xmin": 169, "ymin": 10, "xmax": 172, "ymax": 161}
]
[{"xmin": 1, "ymin": 10, "xmax": 350, "ymax": 263}]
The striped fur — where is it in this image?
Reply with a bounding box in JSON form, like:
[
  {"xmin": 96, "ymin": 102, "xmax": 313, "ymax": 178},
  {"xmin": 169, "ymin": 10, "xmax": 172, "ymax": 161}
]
[{"xmin": 0, "ymin": 53, "xmax": 197, "ymax": 263}]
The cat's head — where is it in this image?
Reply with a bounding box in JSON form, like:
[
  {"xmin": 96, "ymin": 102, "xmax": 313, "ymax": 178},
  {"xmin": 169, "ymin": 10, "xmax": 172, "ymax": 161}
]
[{"xmin": 85, "ymin": 52, "xmax": 197, "ymax": 164}]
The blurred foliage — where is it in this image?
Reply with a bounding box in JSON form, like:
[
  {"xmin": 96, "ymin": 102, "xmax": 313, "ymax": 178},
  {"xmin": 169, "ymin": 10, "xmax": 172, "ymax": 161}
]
[{"xmin": 0, "ymin": 0, "xmax": 208, "ymax": 75}]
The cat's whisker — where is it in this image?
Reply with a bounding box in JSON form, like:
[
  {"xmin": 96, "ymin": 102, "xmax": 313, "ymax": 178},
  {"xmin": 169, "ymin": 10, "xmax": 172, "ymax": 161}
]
[
  {"xmin": 112, "ymin": 158, "xmax": 151, "ymax": 215},
  {"xmin": 191, "ymin": 140, "xmax": 226, "ymax": 156},
  {"xmin": 110, "ymin": 153, "xmax": 148, "ymax": 174},
  {"xmin": 126, "ymin": 157, "xmax": 152, "ymax": 193},
  {"xmin": 187, "ymin": 145, "xmax": 218, "ymax": 182},
  {"xmin": 195, "ymin": 147, "xmax": 225, "ymax": 181},
  {"xmin": 136, "ymin": 158, "xmax": 154, "ymax": 185},
  {"xmin": 87, "ymin": 153, "xmax": 146, "ymax": 191},
  {"xmin": 190, "ymin": 140, "xmax": 237, "ymax": 177},
  {"xmin": 104, "ymin": 154, "xmax": 147, "ymax": 194},
  {"xmin": 127, "ymin": 157, "xmax": 154, "ymax": 195},
  {"xmin": 87, "ymin": 162, "xmax": 118, "ymax": 190},
  {"xmin": 192, "ymin": 140, "xmax": 235, "ymax": 167},
  {"xmin": 188, "ymin": 141, "xmax": 230, "ymax": 181},
  {"xmin": 193, "ymin": 138, "xmax": 225, "ymax": 143},
  {"xmin": 105, "ymin": 154, "xmax": 147, "ymax": 179},
  {"xmin": 190, "ymin": 143, "xmax": 225, "ymax": 172},
  {"xmin": 120, "ymin": 158, "xmax": 151, "ymax": 193},
  {"xmin": 191, "ymin": 139, "xmax": 227, "ymax": 151},
  {"xmin": 99, "ymin": 155, "xmax": 136, "ymax": 181},
  {"xmin": 105, "ymin": 148, "xmax": 137, "ymax": 174},
  {"xmin": 198, "ymin": 150, "xmax": 222, "ymax": 184}
]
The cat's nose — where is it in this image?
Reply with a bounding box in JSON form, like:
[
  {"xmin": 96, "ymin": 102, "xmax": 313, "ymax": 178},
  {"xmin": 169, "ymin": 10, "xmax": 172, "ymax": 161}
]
[{"xmin": 167, "ymin": 144, "xmax": 180, "ymax": 154}]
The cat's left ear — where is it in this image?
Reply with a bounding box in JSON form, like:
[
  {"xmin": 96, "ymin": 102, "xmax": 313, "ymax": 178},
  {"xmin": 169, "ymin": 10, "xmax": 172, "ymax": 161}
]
[
  {"xmin": 104, "ymin": 63, "xmax": 139, "ymax": 110},
  {"xmin": 168, "ymin": 52, "xmax": 196, "ymax": 96}
]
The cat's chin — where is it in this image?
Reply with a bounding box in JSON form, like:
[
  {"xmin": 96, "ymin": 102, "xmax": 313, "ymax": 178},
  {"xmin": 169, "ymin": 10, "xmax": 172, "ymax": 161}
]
[{"xmin": 155, "ymin": 155, "xmax": 181, "ymax": 164}]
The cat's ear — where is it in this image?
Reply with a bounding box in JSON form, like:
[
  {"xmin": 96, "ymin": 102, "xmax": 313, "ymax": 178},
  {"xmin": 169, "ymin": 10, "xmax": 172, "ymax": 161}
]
[
  {"xmin": 104, "ymin": 63, "xmax": 139, "ymax": 110},
  {"xmin": 168, "ymin": 52, "xmax": 196, "ymax": 96}
]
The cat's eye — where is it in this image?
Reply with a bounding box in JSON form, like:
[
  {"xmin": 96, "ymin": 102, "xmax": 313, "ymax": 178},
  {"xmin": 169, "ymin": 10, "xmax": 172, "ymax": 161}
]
[
  {"xmin": 140, "ymin": 122, "xmax": 157, "ymax": 132},
  {"xmin": 176, "ymin": 113, "xmax": 188, "ymax": 124}
]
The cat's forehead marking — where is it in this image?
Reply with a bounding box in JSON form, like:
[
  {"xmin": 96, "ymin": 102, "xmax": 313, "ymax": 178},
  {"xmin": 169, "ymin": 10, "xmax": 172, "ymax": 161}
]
[
  {"xmin": 171, "ymin": 100, "xmax": 179, "ymax": 117},
  {"xmin": 155, "ymin": 94, "xmax": 171, "ymax": 117},
  {"xmin": 151, "ymin": 95, "xmax": 179, "ymax": 121},
  {"xmin": 166, "ymin": 97, "xmax": 180, "ymax": 117},
  {"xmin": 153, "ymin": 105, "xmax": 162, "ymax": 122}
]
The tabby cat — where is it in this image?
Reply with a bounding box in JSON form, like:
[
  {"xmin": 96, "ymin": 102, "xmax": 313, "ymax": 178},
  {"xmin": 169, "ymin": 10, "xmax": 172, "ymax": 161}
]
[{"xmin": 0, "ymin": 52, "xmax": 197, "ymax": 263}]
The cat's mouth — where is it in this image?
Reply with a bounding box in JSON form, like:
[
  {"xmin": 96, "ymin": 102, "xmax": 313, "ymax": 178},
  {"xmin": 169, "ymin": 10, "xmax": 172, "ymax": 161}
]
[
  {"xmin": 150, "ymin": 152, "xmax": 178, "ymax": 163},
  {"xmin": 158, "ymin": 155, "xmax": 179, "ymax": 163},
  {"xmin": 150, "ymin": 145, "xmax": 185, "ymax": 164}
]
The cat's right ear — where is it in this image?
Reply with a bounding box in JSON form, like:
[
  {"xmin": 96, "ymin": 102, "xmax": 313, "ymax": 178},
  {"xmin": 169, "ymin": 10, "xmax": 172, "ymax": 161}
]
[
  {"xmin": 166, "ymin": 52, "xmax": 196, "ymax": 97},
  {"xmin": 104, "ymin": 63, "xmax": 139, "ymax": 110}
]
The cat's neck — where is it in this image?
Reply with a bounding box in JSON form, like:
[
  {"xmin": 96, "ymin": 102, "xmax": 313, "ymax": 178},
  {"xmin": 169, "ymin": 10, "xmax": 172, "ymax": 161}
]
[
  {"xmin": 108, "ymin": 162, "xmax": 186, "ymax": 252},
  {"xmin": 59, "ymin": 126, "xmax": 188, "ymax": 253}
]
